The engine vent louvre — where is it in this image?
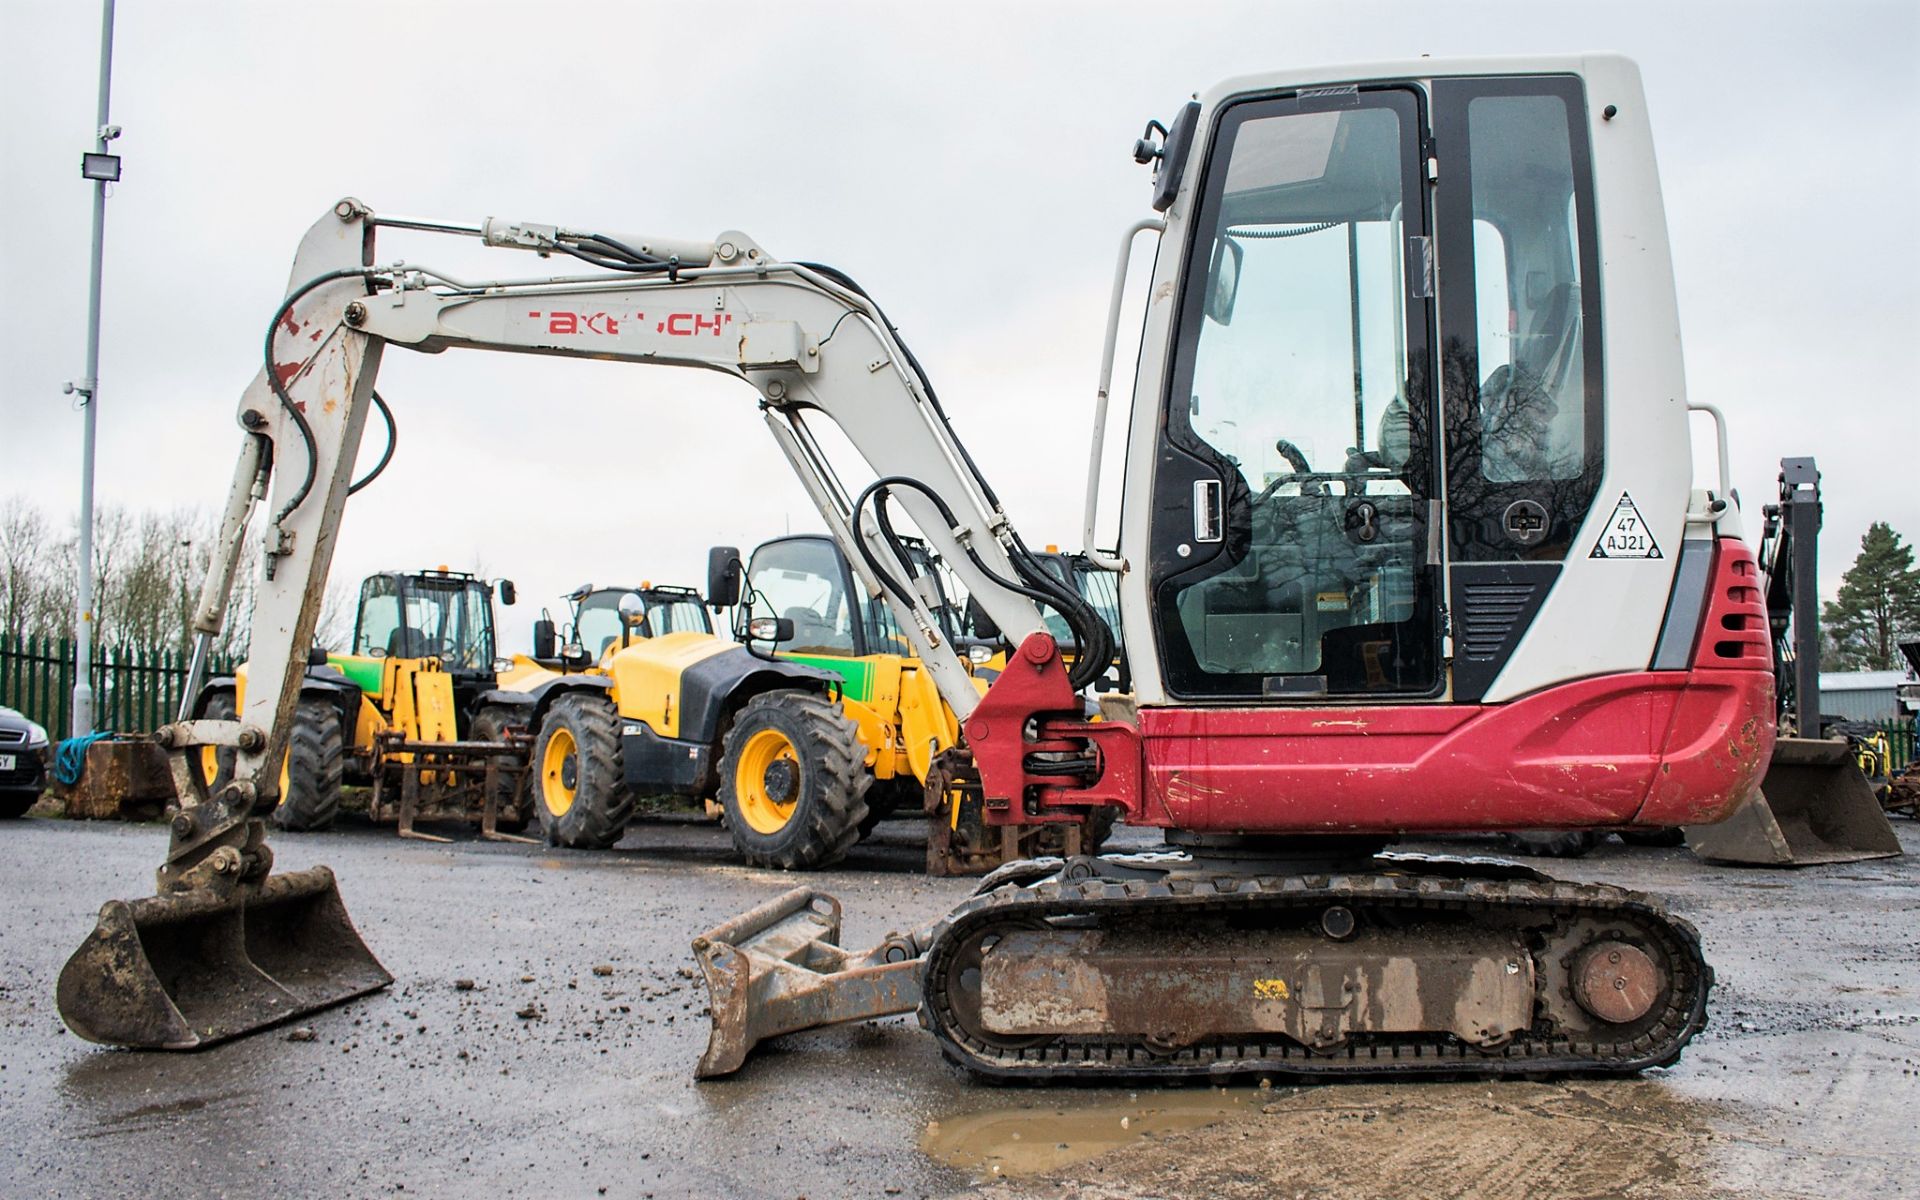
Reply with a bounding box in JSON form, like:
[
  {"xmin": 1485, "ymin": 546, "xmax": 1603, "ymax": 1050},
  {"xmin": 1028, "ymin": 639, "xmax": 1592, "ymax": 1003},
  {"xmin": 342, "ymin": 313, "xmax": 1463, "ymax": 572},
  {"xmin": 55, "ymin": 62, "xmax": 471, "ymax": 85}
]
[
  {"xmin": 1447, "ymin": 563, "xmax": 1560, "ymax": 703},
  {"xmin": 1459, "ymin": 582, "xmax": 1538, "ymax": 660}
]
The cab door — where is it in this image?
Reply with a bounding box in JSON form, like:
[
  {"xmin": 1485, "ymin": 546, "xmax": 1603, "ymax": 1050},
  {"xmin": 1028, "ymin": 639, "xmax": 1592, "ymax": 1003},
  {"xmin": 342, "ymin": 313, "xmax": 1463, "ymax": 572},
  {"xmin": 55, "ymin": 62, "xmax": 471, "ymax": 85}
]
[
  {"xmin": 1147, "ymin": 85, "xmax": 1442, "ymax": 701},
  {"xmin": 1429, "ymin": 75, "xmax": 1607, "ymax": 701}
]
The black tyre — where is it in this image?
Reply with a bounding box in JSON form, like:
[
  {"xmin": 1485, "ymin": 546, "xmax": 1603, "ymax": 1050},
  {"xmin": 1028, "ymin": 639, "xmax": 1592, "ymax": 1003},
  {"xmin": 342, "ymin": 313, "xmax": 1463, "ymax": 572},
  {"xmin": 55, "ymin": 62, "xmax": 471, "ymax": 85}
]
[
  {"xmin": 857, "ymin": 773, "xmax": 921, "ymax": 840},
  {"xmin": 718, "ymin": 690, "xmax": 869, "ymax": 870},
  {"xmin": 0, "ymin": 790, "xmax": 36, "ymax": 819},
  {"xmin": 271, "ymin": 696, "xmax": 346, "ymax": 831},
  {"xmin": 1083, "ymin": 804, "xmax": 1121, "ymax": 852},
  {"xmin": 532, "ymin": 694, "xmax": 632, "ymax": 850},
  {"xmin": 1620, "ymin": 827, "xmax": 1687, "ymax": 848},
  {"xmin": 1502, "ymin": 830, "xmax": 1602, "ymax": 858},
  {"xmin": 192, "ymin": 690, "xmax": 238, "ymax": 797},
  {"xmin": 468, "ymin": 705, "xmax": 532, "ymax": 832}
]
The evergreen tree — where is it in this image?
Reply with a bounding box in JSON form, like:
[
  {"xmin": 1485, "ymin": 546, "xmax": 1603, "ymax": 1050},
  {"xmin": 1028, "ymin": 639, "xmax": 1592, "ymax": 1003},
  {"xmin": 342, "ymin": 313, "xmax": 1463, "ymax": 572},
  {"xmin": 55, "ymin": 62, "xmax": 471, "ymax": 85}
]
[{"xmin": 1821, "ymin": 522, "xmax": 1920, "ymax": 671}]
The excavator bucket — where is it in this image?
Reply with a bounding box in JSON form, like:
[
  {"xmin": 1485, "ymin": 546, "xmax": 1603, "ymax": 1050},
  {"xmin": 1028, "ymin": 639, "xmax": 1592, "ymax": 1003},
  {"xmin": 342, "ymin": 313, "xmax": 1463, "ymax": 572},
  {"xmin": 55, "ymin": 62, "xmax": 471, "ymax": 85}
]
[
  {"xmin": 1686, "ymin": 737, "xmax": 1904, "ymax": 866},
  {"xmin": 56, "ymin": 866, "xmax": 391, "ymax": 1050},
  {"xmin": 692, "ymin": 887, "xmax": 923, "ymax": 1079}
]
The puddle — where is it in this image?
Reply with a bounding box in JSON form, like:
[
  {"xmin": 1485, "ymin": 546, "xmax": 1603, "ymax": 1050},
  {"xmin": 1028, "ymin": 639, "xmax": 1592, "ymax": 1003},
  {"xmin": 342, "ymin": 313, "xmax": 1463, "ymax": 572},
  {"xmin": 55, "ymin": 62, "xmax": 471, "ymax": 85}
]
[
  {"xmin": 923, "ymin": 1081, "xmax": 1748, "ymax": 1198},
  {"xmin": 921, "ymin": 1088, "xmax": 1260, "ymax": 1179}
]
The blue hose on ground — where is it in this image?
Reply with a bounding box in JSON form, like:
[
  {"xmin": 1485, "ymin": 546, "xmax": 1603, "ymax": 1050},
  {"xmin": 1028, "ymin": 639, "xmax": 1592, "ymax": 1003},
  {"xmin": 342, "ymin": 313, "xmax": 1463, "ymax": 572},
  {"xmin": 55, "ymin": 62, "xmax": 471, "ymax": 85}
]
[{"xmin": 53, "ymin": 733, "xmax": 113, "ymax": 787}]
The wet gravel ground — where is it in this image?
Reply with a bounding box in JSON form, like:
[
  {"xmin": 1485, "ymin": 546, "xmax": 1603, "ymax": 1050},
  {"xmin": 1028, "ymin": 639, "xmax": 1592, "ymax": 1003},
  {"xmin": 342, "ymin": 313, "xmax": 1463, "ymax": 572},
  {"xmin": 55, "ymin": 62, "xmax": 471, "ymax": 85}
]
[{"xmin": 1, "ymin": 814, "xmax": 1915, "ymax": 1199}]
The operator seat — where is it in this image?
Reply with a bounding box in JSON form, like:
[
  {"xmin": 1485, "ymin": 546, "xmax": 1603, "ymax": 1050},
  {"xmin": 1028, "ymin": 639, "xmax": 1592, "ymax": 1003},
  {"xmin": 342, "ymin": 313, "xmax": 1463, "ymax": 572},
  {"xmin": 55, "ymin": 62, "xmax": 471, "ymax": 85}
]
[
  {"xmin": 1481, "ymin": 280, "xmax": 1579, "ymax": 482},
  {"xmin": 782, "ymin": 606, "xmax": 841, "ymax": 653}
]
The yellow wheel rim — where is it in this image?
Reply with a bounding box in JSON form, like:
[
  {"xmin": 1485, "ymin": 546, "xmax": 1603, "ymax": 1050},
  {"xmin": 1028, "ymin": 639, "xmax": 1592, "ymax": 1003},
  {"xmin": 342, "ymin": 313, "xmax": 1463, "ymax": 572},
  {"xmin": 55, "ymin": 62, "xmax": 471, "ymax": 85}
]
[
  {"xmin": 736, "ymin": 728, "xmax": 801, "ymax": 835},
  {"xmin": 278, "ymin": 748, "xmax": 291, "ymax": 804},
  {"xmin": 542, "ymin": 726, "xmax": 578, "ymax": 818}
]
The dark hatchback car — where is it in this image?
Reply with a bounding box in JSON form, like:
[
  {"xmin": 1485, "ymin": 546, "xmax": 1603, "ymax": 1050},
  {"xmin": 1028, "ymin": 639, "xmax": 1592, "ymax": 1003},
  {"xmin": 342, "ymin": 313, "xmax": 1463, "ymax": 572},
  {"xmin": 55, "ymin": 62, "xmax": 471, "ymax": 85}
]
[{"xmin": 0, "ymin": 706, "xmax": 50, "ymax": 818}]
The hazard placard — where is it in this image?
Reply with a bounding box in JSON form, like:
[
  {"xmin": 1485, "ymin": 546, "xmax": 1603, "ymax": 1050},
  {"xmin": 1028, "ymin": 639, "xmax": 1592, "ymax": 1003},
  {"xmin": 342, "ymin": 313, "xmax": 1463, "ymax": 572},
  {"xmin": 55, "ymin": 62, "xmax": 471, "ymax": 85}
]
[{"xmin": 1590, "ymin": 492, "xmax": 1661, "ymax": 559}]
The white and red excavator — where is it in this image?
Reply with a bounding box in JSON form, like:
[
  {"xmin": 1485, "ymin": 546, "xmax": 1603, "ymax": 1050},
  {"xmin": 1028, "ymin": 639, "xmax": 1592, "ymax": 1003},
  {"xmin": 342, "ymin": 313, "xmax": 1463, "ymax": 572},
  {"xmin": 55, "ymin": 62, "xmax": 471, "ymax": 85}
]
[{"xmin": 59, "ymin": 54, "xmax": 1836, "ymax": 1083}]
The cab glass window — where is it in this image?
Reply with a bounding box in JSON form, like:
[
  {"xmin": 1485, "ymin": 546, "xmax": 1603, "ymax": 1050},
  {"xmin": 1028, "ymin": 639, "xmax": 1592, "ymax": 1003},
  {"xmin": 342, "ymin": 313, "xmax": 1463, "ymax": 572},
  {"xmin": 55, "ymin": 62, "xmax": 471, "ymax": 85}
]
[
  {"xmin": 647, "ymin": 599, "xmax": 711, "ymax": 635},
  {"xmin": 574, "ymin": 592, "xmax": 626, "ymax": 658},
  {"xmin": 353, "ymin": 575, "xmax": 401, "ymax": 657},
  {"xmin": 1433, "ymin": 76, "xmax": 1604, "ymax": 559},
  {"xmin": 748, "ymin": 540, "xmax": 856, "ymax": 655}
]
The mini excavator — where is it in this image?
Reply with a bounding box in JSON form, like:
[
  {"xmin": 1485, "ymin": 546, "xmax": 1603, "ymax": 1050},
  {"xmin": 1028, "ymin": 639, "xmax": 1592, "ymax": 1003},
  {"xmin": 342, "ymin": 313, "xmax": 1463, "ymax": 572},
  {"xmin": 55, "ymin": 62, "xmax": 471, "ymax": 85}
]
[{"xmin": 60, "ymin": 55, "xmax": 1777, "ymax": 1083}]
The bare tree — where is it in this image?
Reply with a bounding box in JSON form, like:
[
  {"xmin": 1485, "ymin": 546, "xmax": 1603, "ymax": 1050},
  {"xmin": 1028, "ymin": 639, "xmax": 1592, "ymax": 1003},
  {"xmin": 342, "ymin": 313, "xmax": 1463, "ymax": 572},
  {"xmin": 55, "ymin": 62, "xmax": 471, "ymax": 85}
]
[
  {"xmin": 0, "ymin": 494, "xmax": 350, "ymax": 657},
  {"xmin": 0, "ymin": 497, "xmax": 58, "ymax": 639}
]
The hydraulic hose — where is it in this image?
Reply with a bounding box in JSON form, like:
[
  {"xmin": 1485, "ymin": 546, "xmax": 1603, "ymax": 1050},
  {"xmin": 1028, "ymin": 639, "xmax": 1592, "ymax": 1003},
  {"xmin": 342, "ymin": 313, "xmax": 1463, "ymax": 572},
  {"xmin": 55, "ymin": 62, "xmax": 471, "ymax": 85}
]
[
  {"xmin": 263, "ymin": 267, "xmax": 379, "ymax": 524},
  {"xmin": 347, "ymin": 390, "xmax": 397, "ymax": 495},
  {"xmin": 851, "ymin": 477, "xmax": 1112, "ymax": 693}
]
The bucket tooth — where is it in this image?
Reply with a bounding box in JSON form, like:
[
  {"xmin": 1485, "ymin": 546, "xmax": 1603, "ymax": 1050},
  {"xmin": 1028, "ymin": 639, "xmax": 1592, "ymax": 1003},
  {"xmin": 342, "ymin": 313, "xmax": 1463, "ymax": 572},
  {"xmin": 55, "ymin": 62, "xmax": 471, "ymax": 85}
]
[
  {"xmin": 1687, "ymin": 737, "xmax": 1903, "ymax": 866},
  {"xmin": 56, "ymin": 866, "xmax": 391, "ymax": 1050},
  {"xmin": 693, "ymin": 887, "xmax": 924, "ymax": 1079}
]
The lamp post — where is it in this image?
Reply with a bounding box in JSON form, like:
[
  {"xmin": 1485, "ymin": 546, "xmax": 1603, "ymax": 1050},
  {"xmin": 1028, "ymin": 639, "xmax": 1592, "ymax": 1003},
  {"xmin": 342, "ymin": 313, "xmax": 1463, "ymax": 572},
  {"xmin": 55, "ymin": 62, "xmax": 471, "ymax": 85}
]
[{"xmin": 66, "ymin": 0, "xmax": 121, "ymax": 737}]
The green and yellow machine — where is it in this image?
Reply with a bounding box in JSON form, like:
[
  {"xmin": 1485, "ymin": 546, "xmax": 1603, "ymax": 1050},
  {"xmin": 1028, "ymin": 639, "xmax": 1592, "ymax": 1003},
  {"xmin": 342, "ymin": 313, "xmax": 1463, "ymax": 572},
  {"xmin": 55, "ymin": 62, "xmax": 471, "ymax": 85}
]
[
  {"xmin": 196, "ymin": 567, "xmax": 531, "ymax": 838},
  {"xmin": 718, "ymin": 534, "xmax": 1118, "ymax": 874},
  {"xmin": 486, "ymin": 576, "xmax": 863, "ymax": 861},
  {"xmin": 479, "ymin": 539, "xmax": 1115, "ymax": 874}
]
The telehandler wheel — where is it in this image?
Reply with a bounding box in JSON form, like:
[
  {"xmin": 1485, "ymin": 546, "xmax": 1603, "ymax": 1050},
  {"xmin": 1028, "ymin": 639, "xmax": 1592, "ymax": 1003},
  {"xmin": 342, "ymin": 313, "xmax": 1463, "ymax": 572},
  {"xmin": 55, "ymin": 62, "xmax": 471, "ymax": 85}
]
[
  {"xmin": 718, "ymin": 690, "xmax": 870, "ymax": 870},
  {"xmin": 533, "ymin": 695, "xmax": 633, "ymax": 850},
  {"xmin": 1620, "ymin": 827, "xmax": 1687, "ymax": 848},
  {"xmin": 1083, "ymin": 804, "xmax": 1121, "ymax": 852},
  {"xmin": 469, "ymin": 706, "xmax": 532, "ymax": 833},
  {"xmin": 270, "ymin": 697, "xmax": 346, "ymax": 831},
  {"xmin": 191, "ymin": 690, "xmax": 238, "ymax": 797},
  {"xmin": 857, "ymin": 774, "xmax": 921, "ymax": 840},
  {"xmin": 1502, "ymin": 830, "xmax": 1602, "ymax": 858}
]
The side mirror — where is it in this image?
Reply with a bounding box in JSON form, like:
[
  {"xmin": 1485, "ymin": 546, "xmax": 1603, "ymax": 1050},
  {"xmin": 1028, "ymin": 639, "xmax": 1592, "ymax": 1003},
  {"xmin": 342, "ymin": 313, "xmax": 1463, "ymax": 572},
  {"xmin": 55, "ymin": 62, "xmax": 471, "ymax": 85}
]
[
  {"xmin": 618, "ymin": 591, "xmax": 646, "ymax": 648},
  {"xmin": 532, "ymin": 617, "xmax": 557, "ymax": 660},
  {"xmin": 1205, "ymin": 235, "xmax": 1242, "ymax": 326},
  {"xmin": 707, "ymin": 546, "xmax": 742, "ymax": 610},
  {"xmin": 307, "ymin": 647, "xmax": 330, "ymax": 667},
  {"xmin": 747, "ymin": 616, "xmax": 794, "ymax": 645},
  {"xmin": 498, "ymin": 580, "xmax": 517, "ymax": 606}
]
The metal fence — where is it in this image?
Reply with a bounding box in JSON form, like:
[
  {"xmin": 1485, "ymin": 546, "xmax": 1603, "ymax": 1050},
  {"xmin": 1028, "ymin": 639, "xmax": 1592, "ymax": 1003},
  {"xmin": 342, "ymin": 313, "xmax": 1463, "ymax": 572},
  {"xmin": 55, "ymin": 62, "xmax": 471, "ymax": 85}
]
[
  {"xmin": 1872, "ymin": 719, "xmax": 1917, "ymax": 773},
  {"xmin": 0, "ymin": 633, "xmax": 235, "ymax": 737}
]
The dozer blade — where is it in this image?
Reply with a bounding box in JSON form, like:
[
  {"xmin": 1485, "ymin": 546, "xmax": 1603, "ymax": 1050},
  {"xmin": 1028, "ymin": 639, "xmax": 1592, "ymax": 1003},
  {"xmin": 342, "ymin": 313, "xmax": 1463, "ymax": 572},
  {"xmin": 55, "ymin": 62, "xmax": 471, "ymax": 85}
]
[
  {"xmin": 692, "ymin": 887, "xmax": 924, "ymax": 1079},
  {"xmin": 1686, "ymin": 737, "xmax": 1903, "ymax": 866},
  {"xmin": 56, "ymin": 866, "xmax": 392, "ymax": 1049}
]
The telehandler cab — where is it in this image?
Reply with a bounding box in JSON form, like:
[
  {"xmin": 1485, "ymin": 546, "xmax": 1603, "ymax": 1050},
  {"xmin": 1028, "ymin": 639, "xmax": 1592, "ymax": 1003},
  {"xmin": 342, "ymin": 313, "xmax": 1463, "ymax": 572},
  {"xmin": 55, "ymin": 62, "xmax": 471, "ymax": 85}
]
[{"xmin": 61, "ymin": 55, "xmax": 1803, "ymax": 1084}]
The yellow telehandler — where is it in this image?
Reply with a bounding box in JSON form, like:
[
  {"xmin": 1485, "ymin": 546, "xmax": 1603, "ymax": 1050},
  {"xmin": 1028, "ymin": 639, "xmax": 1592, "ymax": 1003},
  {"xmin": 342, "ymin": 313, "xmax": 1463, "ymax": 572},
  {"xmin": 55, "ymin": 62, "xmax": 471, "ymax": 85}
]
[{"xmin": 196, "ymin": 567, "xmax": 533, "ymax": 839}]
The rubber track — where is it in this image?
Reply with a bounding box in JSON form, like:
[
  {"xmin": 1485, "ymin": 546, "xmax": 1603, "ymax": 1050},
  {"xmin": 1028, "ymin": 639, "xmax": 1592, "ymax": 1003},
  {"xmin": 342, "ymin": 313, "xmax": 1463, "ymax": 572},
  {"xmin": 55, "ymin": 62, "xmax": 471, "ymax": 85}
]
[{"xmin": 920, "ymin": 866, "xmax": 1712, "ymax": 1082}]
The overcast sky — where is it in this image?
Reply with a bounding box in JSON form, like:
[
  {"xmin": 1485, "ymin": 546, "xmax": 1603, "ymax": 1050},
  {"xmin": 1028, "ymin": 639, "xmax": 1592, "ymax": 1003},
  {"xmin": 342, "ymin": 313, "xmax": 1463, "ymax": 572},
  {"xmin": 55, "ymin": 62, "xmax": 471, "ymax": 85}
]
[{"xmin": 3, "ymin": 0, "xmax": 1916, "ymax": 652}]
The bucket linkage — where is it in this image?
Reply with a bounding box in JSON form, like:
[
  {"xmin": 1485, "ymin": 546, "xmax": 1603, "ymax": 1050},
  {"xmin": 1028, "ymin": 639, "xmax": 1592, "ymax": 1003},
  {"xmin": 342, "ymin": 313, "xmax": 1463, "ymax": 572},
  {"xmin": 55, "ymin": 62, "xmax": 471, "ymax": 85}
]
[{"xmin": 693, "ymin": 887, "xmax": 930, "ymax": 1078}]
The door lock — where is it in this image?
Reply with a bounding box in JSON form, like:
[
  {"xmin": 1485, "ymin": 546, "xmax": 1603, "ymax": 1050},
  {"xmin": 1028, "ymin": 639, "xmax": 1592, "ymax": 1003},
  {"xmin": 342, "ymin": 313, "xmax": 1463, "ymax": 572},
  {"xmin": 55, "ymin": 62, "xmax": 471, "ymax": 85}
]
[{"xmin": 1502, "ymin": 500, "xmax": 1549, "ymax": 548}]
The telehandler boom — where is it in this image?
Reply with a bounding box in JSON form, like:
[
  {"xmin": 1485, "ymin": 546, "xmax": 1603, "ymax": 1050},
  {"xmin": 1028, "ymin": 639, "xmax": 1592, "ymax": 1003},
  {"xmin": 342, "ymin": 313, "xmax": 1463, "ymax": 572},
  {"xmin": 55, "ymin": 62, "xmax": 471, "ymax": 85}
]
[{"xmin": 62, "ymin": 55, "xmax": 1775, "ymax": 1082}]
